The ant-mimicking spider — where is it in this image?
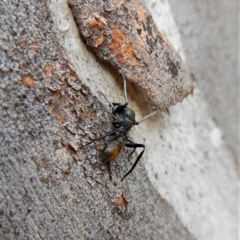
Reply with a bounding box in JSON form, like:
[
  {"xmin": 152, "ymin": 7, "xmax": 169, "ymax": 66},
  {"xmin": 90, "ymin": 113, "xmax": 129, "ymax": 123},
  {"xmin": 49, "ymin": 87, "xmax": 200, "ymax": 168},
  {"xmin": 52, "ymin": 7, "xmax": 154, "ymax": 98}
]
[{"xmin": 86, "ymin": 74, "xmax": 158, "ymax": 181}]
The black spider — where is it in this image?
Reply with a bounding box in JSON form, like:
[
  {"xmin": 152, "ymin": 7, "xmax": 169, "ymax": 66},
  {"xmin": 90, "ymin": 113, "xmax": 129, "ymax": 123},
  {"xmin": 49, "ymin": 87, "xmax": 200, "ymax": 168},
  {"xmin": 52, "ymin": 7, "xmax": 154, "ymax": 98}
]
[{"xmin": 86, "ymin": 74, "xmax": 157, "ymax": 181}]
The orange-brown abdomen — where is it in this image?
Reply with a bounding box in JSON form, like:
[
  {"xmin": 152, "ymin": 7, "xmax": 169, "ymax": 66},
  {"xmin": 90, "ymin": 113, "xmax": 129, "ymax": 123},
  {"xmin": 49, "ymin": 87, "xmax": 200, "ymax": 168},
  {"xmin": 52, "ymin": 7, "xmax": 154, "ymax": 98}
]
[{"xmin": 102, "ymin": 137, "xmax": 125, "ymax": 162}]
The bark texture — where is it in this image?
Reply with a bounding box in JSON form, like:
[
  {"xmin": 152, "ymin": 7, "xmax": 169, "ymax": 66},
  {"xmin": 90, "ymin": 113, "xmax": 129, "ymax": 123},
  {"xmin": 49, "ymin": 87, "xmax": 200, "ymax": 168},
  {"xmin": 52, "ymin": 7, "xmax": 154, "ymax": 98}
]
[
  {"xmin": 0, "ymin": 0, "xmax": 195, "ymax": 239},
  {"xmin": 68, "ymin": 0, "xmax": 194, "ymax": 111},
  {"xmin": 0, "ymin": 0, "xmax": 238, "ymax": 240}
]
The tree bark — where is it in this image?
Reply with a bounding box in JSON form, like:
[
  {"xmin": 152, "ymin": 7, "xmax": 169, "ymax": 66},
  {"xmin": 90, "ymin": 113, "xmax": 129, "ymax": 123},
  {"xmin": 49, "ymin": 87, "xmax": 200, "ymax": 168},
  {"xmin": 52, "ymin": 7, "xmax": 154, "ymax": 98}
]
[
  {"xmin": 68, "ymin": 0, "xmax": 194, "ymax": 111},
  {"xmin": 0, "ymin": 0, "xmax": 238, "ymax": 240}
]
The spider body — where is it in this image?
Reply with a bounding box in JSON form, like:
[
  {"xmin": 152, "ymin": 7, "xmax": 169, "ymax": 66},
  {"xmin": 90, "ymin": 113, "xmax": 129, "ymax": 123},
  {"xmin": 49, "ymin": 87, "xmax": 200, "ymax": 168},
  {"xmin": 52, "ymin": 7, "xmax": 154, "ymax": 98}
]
[
  {"xmin": 102, "ymin": 106, "xmax": 136, "ymax": 163},
  {"xmin": 86, "ymin": 75, "xmax": 157, "ymax": 181}
]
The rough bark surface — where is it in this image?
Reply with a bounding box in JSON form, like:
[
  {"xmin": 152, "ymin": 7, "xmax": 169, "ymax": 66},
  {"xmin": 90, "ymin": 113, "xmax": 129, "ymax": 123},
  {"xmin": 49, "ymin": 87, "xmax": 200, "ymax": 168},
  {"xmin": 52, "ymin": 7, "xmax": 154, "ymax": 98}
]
[
  {"xmin": 0, "ymin": 0, "xmax": 195, "ymax": 239},
  {"xmin": 0, "ymin": 0, "xmax": 238, "ymax": 240},
  {"xmin": 68, "ymin": 0, "xmax": 194, "ymax": 111}
]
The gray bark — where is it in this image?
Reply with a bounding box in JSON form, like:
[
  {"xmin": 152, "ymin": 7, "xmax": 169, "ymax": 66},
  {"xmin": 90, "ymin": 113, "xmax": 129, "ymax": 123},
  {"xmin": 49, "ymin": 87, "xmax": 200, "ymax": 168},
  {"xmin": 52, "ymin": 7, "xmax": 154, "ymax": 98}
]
[{"xmin": 0, "ymin": 0, "xmax": 238, "ymax": 240}]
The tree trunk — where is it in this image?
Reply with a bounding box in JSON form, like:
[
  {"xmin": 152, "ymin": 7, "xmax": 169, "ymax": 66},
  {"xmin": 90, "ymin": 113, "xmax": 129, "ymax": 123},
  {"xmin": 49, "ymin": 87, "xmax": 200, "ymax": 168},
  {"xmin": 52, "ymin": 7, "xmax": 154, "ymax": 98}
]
[{"xmin": 0, "ymin": 0, "xmax": 238, "ymax": 240}]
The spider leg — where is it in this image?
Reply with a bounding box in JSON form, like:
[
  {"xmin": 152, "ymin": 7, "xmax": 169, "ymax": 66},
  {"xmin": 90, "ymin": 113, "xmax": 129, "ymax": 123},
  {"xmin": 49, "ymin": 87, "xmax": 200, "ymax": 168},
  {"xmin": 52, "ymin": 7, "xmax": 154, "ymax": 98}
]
[
  {"xmin": 128, "ymin": 148, "xmax": 136, "ymax": 159},
  {"xmin": 121, "ymin": 74, "xmax": 128, "ymax": 104},
  {"xmin": 85, "ymin": 126, "xmax": 124, "ymax": 146},
  {"xmin": 99, "ymin": 91, "xmax": 114, "ymax": 107},
  {"xmin": 126, "ymin": 137, "xmax": 137, "ymax": 158},
  {"xmin": 112, "ymin": 74, "xmax": 129, "ymax": 114},
  {"xmin": 121, "ymin": 142, "xmax": 145, "ymax": 181},
  {"xmin": 107, "ymin": 162, "xmax": 112, "ymax": 181},
  {"xmin": 136, "ymin": 109, "xmax": 158, "ymax": 124},
  {"xmin": 101, "ymin": 107, "xmax": 119, "ymax": 121}
]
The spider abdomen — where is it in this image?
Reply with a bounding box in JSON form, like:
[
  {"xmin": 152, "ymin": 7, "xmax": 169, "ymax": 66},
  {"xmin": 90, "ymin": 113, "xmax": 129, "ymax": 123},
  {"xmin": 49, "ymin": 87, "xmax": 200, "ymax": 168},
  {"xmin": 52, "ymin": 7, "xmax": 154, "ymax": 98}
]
[{"xmin": 102, "ymin": 137, "xmax": 125, "ymax": 162}]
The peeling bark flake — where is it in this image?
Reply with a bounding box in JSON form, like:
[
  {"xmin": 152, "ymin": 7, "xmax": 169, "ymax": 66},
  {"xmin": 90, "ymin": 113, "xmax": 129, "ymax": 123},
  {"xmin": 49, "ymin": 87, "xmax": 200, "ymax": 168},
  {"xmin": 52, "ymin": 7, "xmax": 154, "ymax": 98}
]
[{"xmin": 68, "ymin": 0, "xmax": 194, "ymax": 111}]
